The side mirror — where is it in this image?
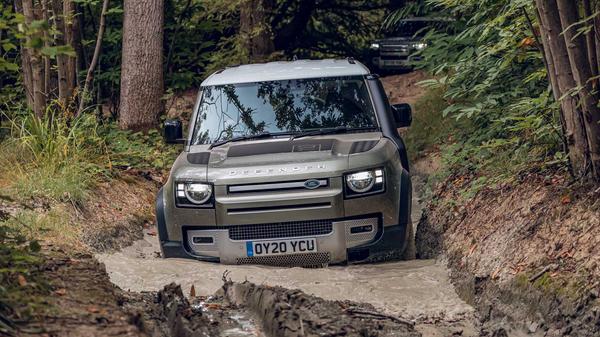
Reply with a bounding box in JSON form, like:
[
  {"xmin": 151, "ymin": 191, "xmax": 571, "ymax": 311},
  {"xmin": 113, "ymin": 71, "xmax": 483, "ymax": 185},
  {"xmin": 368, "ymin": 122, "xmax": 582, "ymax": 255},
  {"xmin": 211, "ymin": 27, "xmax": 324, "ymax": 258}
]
[
  {"xmin": 164, "ymin": 119, "xmax": 185, "ymax": 144},
  {"xmin": 391, "ymin": 103, "xmax": 412, "ymax": 128}
]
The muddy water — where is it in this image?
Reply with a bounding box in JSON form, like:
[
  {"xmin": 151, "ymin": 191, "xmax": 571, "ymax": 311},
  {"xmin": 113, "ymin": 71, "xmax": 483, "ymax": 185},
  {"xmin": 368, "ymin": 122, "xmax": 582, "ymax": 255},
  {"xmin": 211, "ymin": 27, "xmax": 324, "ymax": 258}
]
[{"xmin": 98, "ymin": 170, "xmax": 479, "ymax": 335}]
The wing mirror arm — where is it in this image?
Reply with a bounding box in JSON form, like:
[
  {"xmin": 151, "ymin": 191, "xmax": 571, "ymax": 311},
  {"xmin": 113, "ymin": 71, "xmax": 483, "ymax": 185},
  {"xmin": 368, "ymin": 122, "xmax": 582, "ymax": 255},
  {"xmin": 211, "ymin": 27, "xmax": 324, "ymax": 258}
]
[
  {"xmin": 391, "ymin": 103, "xmax": 412, "ymax": 128},
  {"xmin": 164, "ymin": 119, "xmax": 185, "ymax": 144}
]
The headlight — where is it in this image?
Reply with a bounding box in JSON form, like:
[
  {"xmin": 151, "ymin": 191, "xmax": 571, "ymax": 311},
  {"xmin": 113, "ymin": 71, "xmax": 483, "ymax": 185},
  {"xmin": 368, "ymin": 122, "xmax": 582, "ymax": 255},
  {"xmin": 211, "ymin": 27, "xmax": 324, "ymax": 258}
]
[
  {"xmin": 175, "ymin": 182, "xmax": 213, "ymax": 207},
  {"xmin": 344, "ymin": 168, "xmax": 385, "ymax": 197},
  {"xmin": 370, "ymin": 43, "xmax": 380, "ymax": 50},
  {"xmin": 413, "ymin": 43, "xmax": 427, "ymax": 50}
]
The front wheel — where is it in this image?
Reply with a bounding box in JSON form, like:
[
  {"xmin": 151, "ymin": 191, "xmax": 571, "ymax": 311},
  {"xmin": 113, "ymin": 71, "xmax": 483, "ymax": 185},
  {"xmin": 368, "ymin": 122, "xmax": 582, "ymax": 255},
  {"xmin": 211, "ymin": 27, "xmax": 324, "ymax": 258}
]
[{"xmin": 402, "ymin": 221, "xmax": 416, "ymax": 260}]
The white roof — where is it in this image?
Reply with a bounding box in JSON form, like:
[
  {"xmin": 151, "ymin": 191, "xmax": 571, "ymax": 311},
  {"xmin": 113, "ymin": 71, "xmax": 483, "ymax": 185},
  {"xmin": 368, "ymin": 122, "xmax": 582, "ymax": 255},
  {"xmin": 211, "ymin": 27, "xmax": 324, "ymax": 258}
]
[{"xmin": 201, "ymin": 59, "xmax": 370, "ymax": 86}]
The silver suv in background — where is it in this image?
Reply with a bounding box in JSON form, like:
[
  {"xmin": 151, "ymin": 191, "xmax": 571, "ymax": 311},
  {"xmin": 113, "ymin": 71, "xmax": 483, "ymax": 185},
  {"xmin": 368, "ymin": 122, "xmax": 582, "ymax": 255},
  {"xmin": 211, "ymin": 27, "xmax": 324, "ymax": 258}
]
[{"xmin": 156, "ymin": 59, "xmax": 413, "ymax": 267}]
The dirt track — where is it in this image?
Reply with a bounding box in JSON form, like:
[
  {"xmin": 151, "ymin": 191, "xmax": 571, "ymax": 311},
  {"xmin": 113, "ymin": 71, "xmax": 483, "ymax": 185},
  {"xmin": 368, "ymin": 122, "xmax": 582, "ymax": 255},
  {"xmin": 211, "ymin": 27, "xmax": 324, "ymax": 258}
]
[{"xmin": 95, "ymin": 73, "xmax": 481, "ymax": 336}]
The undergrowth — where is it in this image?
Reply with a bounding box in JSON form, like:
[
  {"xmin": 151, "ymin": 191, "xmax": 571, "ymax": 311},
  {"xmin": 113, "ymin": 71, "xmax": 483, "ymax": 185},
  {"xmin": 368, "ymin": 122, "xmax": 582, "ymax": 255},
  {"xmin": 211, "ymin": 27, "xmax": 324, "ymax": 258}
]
[{"xmin": 0, "ymin": 106, "xmax": 178, "ymax": 204}]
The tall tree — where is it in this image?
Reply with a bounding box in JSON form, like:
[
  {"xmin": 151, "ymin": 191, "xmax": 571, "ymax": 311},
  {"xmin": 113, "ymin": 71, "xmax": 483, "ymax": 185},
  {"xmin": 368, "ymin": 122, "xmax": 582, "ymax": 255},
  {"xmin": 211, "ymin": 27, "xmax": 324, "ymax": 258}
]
[
  {"xmin": 535, "ymin": 0, "xmax": 589, "ymax": 178},
  {"xmin": 20, "ymin": 0, "xmax": 45, "ymax": 117},
  {"xmin": 240, "ymin": 0, "xmax": 275, "ymax": 62},
  {"xmin": 78, "ymin": 0, "xmax": 109, "ymax": 115},
  {"xmin": 118, "ymin": 0, "xmax": 164, "ymax": 131},
  {"xmin": 15, "ymin": 0, "xmax": 79, "ymax": 116},
  {"xmin": 535, "ymin": 0, "xmax": 600, "ymax": 181},
  {"xmin": 556, "ymin": 0, "xmax": 600, "ymax": 181}
]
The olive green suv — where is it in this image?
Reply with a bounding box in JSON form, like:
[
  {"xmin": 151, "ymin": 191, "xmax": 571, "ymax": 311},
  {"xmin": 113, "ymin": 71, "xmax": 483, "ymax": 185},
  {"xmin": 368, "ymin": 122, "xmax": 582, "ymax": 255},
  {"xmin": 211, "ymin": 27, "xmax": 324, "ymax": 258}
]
[{"xmin": 156, "ymin": 59, "xmax": 413, "ymax": 267}]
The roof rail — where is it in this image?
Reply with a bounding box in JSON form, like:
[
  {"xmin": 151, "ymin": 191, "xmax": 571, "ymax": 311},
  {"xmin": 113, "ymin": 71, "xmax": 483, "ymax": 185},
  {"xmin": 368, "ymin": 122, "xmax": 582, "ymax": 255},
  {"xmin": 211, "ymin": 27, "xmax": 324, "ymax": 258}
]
[{"xmin": 347, "ymin": 57, "xmax": 356, "ymax": 64}]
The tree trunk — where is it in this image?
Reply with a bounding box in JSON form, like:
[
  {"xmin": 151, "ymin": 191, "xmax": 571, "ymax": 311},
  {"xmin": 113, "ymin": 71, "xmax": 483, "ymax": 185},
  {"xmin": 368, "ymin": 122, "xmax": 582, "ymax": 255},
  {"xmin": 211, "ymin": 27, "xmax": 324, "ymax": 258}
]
[
  {"xmin": 41, "ymin": 0, "xmax": 51, "ymax": 97},
  {"xmin": 51, "ymin": 0, "xmax": 69, "ymax": 108},
  {"xmin": 594, "ymin": 6, "xmax": 600, "ymax": 71},
  {"xmin": 63, "ymin": 0, "xmax": 77, "ymax": 101},
  {"xmin": 78, "ymin": 0, "xmax": 109, "ymax": 115},
  {"xmin": 21, "ymin": 0, "xmax": 46, "ymax": 117},
  {"xmin": 240, "ymin": 0, "xmax": 275, "ymax": 62},
  {"xmin": 118, "ymin": 0, "xmax": 164, "ymax": 131},
  {"xmin": 14, "ymin": 0, "xmax": 35, "ymax": 109},
  {"xmin": 582, "ymin": 0, "xmax": 598, "ymax": 79},
  {"xmin": 557, "ymin": 0, "xmax": 600, "ymax": 181},
  {"xmin": 536, "ymin": 0, "xmax": 590, "ymax": 178},
  {"xmin": 531, "ymin": 6, "xmax": 571, "ymax": 172}
]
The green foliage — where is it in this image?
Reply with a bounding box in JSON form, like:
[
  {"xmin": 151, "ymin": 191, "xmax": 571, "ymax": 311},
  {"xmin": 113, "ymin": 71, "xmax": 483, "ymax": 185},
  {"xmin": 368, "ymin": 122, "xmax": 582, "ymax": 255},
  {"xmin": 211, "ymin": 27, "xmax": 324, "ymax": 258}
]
[
  {"xmin": 406, "ymin": 0, "xmax": 565, "ymax": 184},
  {"xmin": 404, "ymin": 86, "xmax": 462, "ymax": 161},
  {"xmin": 0, "ymin": 102, "xmax": 176, "ymax": 203},
  {"xmin": 99, "ymin": 124, "xmax": 180, "ymax": 170},
  {"xmin": 0, "ymin": 2, "xmax": 20, "ymax": 73}
]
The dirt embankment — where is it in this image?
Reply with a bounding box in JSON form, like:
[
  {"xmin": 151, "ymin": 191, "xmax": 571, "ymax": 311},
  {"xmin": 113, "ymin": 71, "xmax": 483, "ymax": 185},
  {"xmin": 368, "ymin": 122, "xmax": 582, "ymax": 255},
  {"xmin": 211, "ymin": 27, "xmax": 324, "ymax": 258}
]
[
  {"xmin": 1, "ymin": 171, "xmax": 162, "ymax": 337},
  {"xmin": 416, "ymin": 172, "xmax": 600, "ymax": 336}
]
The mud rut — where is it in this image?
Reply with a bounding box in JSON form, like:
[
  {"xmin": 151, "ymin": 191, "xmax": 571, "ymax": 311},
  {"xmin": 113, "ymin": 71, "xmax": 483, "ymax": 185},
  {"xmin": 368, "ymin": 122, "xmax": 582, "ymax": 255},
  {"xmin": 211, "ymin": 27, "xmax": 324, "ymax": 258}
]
[
  {"xmin": 97, "ymin": 162, "xmax": 479, "ymax": 337},
  {"xmin": 98, "ymin": 74, "xmax": 482, "ymax": 336}
]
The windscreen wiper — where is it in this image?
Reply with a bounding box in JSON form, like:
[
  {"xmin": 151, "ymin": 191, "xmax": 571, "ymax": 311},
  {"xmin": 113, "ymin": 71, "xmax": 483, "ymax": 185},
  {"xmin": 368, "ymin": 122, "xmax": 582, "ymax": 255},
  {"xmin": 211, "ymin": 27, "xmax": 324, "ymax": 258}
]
[
  {"xmin": 289, "ymin": 127, "xmax": 348, "ymax": 141},
  {"xmin": 209, "ymin": 131, "xmax": 296, "ymax": 149},
  {"xmin": 290, "ymin": 126, "xmax": 378, "ymax": 141}
]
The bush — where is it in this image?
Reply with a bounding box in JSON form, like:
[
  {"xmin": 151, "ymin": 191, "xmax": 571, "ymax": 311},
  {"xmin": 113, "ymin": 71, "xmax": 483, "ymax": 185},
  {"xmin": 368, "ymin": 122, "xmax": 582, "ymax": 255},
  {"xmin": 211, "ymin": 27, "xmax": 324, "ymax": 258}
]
[
  {"xmin": 0, "ymin": 104, "xmax": 178, "ymax": 203},
  {"xmin": 0, "ymin": 110, "xmax": 107, "ymax": 203}
]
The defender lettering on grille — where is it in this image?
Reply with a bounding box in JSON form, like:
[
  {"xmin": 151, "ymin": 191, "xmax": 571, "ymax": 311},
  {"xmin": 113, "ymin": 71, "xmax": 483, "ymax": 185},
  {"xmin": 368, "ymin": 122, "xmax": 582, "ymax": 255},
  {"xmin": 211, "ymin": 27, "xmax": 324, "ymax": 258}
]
[{"xmin": 228, "ymin": 164, "xmax": 326, "ymax": 176}]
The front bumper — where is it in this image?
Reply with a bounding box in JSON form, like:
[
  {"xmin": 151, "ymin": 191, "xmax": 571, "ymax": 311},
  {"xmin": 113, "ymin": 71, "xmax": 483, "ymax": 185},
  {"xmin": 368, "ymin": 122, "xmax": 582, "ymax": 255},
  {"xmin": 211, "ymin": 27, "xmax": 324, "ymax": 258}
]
[
  {"xmin": 372, "ymin": 56, "xmax": 423, "ymax": 70},
  {"xmin": 158, "ymin": 221, "xmax": 408, "ymax": 266}
]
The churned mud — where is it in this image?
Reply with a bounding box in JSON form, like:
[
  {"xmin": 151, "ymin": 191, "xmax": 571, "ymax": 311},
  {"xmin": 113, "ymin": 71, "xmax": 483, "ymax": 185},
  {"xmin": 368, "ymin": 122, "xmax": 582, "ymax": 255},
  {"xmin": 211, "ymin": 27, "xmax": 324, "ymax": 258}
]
[{"xmin": 98, "ymin": 153, "xmax": 479, "ymax": 336}]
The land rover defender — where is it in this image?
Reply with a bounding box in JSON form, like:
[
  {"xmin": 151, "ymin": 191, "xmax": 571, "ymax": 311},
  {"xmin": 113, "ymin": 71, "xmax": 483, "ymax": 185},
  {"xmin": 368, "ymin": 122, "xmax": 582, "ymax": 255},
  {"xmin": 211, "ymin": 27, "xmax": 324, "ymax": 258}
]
[
  {"xmin": 370, "ymin": 17, "xmax": 451, "ymax": 71},
  {"xmin": 156, "ymin": 59, "xmax": 413, "ymax": 267}
]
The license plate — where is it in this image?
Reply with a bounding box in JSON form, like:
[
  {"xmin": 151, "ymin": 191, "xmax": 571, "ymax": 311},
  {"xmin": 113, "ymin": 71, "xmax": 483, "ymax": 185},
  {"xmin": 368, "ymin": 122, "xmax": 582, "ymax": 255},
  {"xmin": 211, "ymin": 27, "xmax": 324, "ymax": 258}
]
[{"xmin": 246, "ymin": 238, "xmax": 317, "ymax": 257}]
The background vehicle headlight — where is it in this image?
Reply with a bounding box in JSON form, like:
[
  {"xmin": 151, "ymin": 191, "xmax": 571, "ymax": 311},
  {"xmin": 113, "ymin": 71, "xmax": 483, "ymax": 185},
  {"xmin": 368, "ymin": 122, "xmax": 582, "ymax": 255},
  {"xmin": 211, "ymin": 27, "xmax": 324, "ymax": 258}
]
[
  {"xmin": 413, "ymin": 43, "xmax": 427, "ymax": 50},
  {"xmin": 370, "ymin": 43, "xmax": 380, "ymax": 50},
  {"xmin": 344, "ymin": 168, "xmax": 385, "ymax": 197},
  {"xmin": 175, "ymin": 182, "xmax": 213, "ymax": 207}
]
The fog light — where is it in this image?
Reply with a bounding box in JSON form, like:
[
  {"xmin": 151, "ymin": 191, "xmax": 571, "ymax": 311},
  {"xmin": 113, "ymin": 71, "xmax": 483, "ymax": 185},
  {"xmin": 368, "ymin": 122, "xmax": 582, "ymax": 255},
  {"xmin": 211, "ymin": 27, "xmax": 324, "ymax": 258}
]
[
  {"xmin": 351, "ymin": 225, "xmax": 374, "ymax": 234},
  {"xmin": 192, "ymin": 236, "xmax": 214, "ymax": 244}
]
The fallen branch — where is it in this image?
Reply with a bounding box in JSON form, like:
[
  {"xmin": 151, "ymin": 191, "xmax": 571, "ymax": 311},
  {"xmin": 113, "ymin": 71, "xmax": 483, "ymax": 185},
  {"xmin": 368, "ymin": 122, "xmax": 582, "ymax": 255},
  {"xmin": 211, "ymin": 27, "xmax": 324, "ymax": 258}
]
[
  {"xmin": 529, "ymin": 264, "xmax": 557, "ymax": 283},
  {"xmin": 77, "ymin": 0, "xmax": 109, "ymax": 116}
]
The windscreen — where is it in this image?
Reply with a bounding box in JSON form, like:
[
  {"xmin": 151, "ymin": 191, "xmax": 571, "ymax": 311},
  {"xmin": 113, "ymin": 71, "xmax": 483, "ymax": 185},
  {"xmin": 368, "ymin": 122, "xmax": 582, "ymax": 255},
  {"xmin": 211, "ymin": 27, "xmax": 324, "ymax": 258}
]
[{"xmin": 191, "ymin": 76, "xmax": 378, "ymax": 145}]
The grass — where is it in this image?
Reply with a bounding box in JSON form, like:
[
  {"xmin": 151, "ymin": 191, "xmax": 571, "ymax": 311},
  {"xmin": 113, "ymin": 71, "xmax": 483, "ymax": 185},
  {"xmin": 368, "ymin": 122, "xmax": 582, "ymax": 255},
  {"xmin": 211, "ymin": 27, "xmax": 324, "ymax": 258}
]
[
  {"xmin": 0, "ymin": 109, "xmax": 178, "ymax": 204},
  {"xmin": 403, "ymin": 87, "xmax": 464, "ymax": 161},
  {"xmin": 0, "ymin": 112, "xmax": 107, "ymax": 204},
  {"xmin": 2, "ymin": 208, "xmax": 81, "ymax": 249}
]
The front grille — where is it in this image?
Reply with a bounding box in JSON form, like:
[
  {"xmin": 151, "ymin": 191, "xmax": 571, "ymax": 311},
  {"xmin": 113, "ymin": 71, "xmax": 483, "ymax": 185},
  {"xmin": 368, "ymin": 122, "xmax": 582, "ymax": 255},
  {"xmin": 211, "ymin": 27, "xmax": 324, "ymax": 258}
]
[
  {"xmin": 236, "ymin": 252, "xmax": 330, "ymax": 268},
  {"xmin": 381, "ymin": 44, "xmax": 410, "ymax": 53},
  {"xmin": 228, "ymin": 219, "xmax": 333, "ymax": 241},
  {"xmin": 228, "ymin": 179, "xmax": 328, "ymax": 194}
]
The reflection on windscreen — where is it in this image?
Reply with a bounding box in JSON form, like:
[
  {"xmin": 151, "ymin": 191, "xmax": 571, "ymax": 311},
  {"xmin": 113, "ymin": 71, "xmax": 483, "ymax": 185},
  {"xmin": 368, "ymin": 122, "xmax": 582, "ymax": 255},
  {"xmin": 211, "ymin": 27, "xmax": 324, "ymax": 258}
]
[{"xmin": 191, "ymin": 76, "xmax": 377, "ymax": 145}]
